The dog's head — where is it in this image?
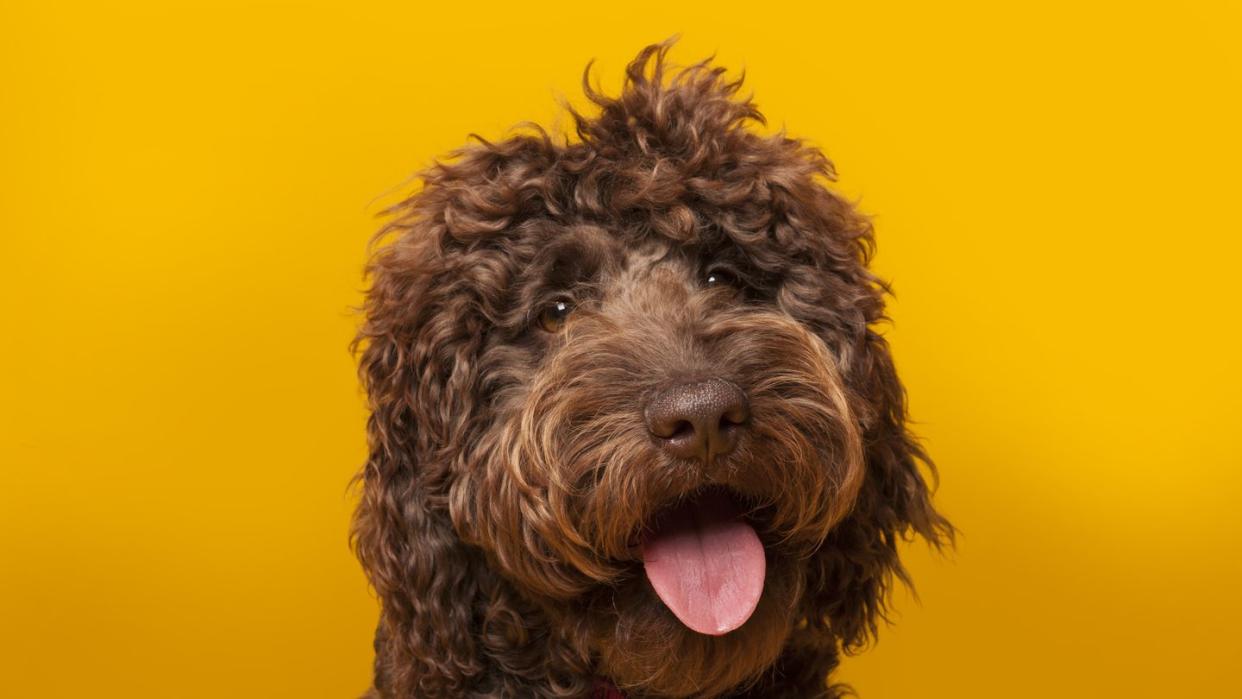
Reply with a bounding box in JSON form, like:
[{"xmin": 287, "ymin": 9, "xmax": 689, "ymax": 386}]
[{"xmin": 353, "ymin": 42, "xmax": 950, "ymax": 698}]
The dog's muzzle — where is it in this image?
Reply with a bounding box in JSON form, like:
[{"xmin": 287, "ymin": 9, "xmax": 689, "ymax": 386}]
[{"xmin": 639, "ymin": 377, "xmax": 765, "ymax": 637}]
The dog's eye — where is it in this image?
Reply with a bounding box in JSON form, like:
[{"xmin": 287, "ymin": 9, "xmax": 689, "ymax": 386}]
[
  {"xmin": 538, "ymin": 299, "xmax": 573, "ymax": 332},
  {"xmin": 705, "ymin": 268, "xmax": 738, "ymax": 289}
]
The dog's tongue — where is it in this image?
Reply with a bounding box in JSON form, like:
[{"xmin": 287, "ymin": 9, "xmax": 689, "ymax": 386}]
[{"xmin": 640, "ymin": 490, "xmax": 766, "ymax": 636}]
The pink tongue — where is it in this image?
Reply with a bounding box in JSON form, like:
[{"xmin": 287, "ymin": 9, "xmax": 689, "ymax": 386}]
[{"xmin": 640, "ymin": 490, "xmax": 766, "ymax": 636}]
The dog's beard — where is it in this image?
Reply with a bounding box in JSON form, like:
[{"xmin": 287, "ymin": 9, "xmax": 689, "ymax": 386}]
[{"xmin": 463, "ymin": 310, "xmax": 864, "ymax": 697}]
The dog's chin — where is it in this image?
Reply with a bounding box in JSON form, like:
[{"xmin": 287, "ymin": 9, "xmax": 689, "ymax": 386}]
[{"xmin": 589, "ymin": 547, "xmax": 804, "ymax": 698}]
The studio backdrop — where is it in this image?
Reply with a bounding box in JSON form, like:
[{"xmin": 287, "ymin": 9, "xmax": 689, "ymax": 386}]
[{"xmin": 2, "ymin": 1, "xmax": 1239, "ymax": 697}]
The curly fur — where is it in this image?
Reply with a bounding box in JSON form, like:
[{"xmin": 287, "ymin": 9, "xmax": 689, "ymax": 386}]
[{"xmin": 351, "ymin": 40, "xmax": 952, "ymax": 699}]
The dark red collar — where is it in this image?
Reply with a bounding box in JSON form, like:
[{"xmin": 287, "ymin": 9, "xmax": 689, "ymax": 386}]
[{"xmin": 591, "ymin": 679, "xmax": 625, "ymax": 699}]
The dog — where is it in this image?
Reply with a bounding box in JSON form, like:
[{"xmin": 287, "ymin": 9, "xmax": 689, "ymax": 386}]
[{"xmin": 351, "ymin": 40, "xmax": 951, "ymax": 698}]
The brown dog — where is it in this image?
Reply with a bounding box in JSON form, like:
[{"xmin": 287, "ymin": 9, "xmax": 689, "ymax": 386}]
[{"xmin": 351, "ymin": 41, "xmax": 951, "ymax": 698}]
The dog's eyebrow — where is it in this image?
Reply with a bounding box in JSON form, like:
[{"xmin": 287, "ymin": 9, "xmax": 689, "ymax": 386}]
[{"xmin": 523, "ymin": 226, "xmax": 620, "ymax": 293}]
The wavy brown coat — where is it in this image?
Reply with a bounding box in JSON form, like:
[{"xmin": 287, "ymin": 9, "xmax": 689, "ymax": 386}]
[{"xmin": 352, "ymin": 41, "xmax": 951, "ymax": 699}]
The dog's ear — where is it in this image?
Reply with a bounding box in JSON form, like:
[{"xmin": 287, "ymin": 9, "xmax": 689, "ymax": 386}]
[
  {"xmin": 351, "ymin": 218, "xmax": 488, "ymax": 696},
  {"xmin": 350, "ymin": 134, "xmax": 574, "ymax": 696},
  {"xmin": 813, "ymin": 325, "xmax": 953, "ymax": 650},
  {"xmin": 769, "ymin": 170, "xmax": 953, "ymax": 651}
]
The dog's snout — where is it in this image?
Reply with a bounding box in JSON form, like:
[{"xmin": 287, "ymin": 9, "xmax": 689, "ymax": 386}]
[{"xmin": 645, "ymin": 378, "xmax": 749, "ymax": 461}]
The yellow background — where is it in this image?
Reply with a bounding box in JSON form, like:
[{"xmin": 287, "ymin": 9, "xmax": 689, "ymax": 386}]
[{"xmin": 3, "ymin": 1, "xmax": 1240, "ymax": 696}]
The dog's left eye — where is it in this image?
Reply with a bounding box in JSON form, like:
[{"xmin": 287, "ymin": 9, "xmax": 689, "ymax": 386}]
[
  {"xmin": 538, "ymin": 299, "xmax": 573, "ymax": 332},
  {"xmin": 705, "ymin": 267, "xmax": 738, "ymax": 288}
]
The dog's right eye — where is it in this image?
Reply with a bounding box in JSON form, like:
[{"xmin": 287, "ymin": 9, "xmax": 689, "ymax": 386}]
[
  {"xmin": 538, "ymin": 299, "xmax": 573, "ymax": 332},
  {"xmin": 704, "ymin": 266, "xmax": 741, "ymax": 290}
]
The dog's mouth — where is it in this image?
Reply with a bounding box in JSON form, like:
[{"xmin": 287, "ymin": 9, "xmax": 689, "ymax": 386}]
[{"xmin": 638, "ymin": 487, "xmax": 767, "ymax": 636}]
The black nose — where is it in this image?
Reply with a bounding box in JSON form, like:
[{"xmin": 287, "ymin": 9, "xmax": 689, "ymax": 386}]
[{"xmin": 645, "ymin": 378, "xmax": 750, "ymax": 461}]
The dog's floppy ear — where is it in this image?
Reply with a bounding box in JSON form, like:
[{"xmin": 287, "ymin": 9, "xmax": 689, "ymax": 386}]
[
  {"xmin": 350, "ymin": 134, "xmax": 575, "ymax": 697},
  {"xmin": 351, "ymin": 213, "xmax": 488, "ymax": 696},
  {"xmin": 769, "ymin": 169, "xmax": 953, "ymax": 651},
  {"xmin": 813, "ymin": 325, "xmax": 953, "ymax": 649}
]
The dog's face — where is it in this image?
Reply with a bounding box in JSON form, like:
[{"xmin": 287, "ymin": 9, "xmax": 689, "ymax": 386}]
[
  {"xmin": 468, "ymin": 228, "xmax": 866, "ymax": 694},
  {"xmin": 354, "ymin": 43, "xmax": 949, "ymax": 699}
]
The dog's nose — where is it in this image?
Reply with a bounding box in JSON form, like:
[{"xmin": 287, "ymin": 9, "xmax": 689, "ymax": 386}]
[{"xmin": 645, "ymin": 378, "xmax": 749, "ymax": 461}]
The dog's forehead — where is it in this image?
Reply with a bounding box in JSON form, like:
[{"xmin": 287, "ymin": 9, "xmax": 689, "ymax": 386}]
[
  {"xmin": 528, "ymin": 223, "xmax": 702, "ymax": 286},
  {"xmin": 612, "ymin": 245, "xmax": 704, "ymax": 301},
  {"xmin": 529, "ymin": 224, "xmax": 622, "ymax": 283}
]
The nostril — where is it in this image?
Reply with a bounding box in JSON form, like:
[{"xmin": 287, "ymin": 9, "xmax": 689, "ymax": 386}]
[
  {"xmin": 668, "ymin": 420, "xmax": 695, "ymax": 441},
  {"xmin": 650, "ymin": 417, "xmax": 696, "ymax": 441},
  {"xmin": 721, "ymin": 408, "xmax": 747, "ymax": 428},
  {"xmin": 723, "ymin": 401, "xmax": 750, "ymax": 428}
]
